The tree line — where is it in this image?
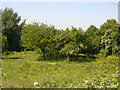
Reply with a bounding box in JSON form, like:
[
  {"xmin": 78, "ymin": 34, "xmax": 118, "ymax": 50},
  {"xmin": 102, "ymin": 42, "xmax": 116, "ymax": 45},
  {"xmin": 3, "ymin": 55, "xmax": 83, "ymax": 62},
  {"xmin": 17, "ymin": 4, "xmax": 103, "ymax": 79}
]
[{"xmin": 1, "ymin": 8, "xmax": 120, "ymax": 61}]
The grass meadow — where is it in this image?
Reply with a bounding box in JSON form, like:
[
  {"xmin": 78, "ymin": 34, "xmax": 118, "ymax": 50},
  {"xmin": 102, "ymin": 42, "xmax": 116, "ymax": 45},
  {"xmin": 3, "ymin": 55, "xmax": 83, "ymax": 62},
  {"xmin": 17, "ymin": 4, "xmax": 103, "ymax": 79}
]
[{"xmin": 2, "ymin": 51, "xmax": 119, "ymax": 88}]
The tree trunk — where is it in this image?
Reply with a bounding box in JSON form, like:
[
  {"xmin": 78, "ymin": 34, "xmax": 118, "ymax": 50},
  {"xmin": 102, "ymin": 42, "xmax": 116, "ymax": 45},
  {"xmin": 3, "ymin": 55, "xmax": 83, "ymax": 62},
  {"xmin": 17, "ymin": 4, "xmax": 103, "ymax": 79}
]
[
  {"xmin": 42, "ymin": 49, "xmax": 46, "ymax": 60},
  {"xmin": 67, "ymin": 51, "xmax": 70, "ymax": 61}
]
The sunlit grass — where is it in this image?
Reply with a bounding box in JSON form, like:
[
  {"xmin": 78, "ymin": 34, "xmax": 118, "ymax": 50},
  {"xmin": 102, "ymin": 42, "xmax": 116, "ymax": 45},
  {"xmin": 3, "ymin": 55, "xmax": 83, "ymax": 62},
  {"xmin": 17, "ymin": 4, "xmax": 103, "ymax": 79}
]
[{"xmin": 2, "ymin": 51, "xmax": 119, "ymax": 88}]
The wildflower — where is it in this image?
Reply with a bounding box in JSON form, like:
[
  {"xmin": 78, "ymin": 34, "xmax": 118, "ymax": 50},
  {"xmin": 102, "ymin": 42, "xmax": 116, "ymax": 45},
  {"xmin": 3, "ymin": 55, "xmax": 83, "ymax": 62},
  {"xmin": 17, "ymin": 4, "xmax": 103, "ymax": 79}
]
[
  {"xmin": 47, "ymin": 84, "xmax": 50, "ymax": 87},
  {"xmin": 89, "ymin": 80, "xmax": 92, "ymax": 82},
  {"xmin": 34, "ymin": 82, "xmax": 38, "ymax": 86},
  {"xmin": 82, "ymin": 84, "xmax": 85, "ymax": 87},
  {"xmin": 85, "ymin": 80, "xmax": 88, "ymax": 83},
  {"xmin": 100, "ymin": 86, "xmax": 103, "ymax": 88},
  {"xmin": 91, "ymin": 83, "xmax": 94, "ymax": 85},
  {"xmin": 111, "ymin": 85, "xmax": 116, "ymax": 88},
  {"xmin": 52, "ymin": 84, "xmax": 55, "ymax": 87}
]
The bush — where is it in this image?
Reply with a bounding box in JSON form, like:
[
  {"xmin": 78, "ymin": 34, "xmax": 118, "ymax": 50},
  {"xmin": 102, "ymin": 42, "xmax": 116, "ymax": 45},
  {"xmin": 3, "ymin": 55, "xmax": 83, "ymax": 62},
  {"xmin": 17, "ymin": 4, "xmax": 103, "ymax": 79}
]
[
  {"xmin": 96, "ymin": 49, "xmax": 108, "ymax": 58},
  {"xmin": 2, "ymin": 35, "xmax": 8, "ymax": 53},
  {"xmin": 3, "ymin": 51, "xmax": 10, "ymax": 55}
]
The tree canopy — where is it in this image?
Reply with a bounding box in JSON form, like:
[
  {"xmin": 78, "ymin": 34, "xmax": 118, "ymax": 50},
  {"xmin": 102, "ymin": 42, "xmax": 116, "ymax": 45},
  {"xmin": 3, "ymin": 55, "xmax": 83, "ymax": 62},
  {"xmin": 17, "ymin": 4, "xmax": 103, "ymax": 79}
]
[
  {"xmin": 21, "ymin": 22, "xmax": 56, "ymax": 60},
  {"xmin": 1, "ymin": 8, "xmax": 26, "ymax": 51},
  {"xmin": 2, "ymin": 7, "xmax": 120, "ymax": 60}
]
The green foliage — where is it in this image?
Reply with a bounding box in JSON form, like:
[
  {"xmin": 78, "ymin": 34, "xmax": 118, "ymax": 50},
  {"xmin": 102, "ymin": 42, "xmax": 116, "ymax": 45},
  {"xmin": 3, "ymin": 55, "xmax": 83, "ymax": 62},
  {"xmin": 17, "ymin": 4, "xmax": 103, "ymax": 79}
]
[
  {"xmin": 1, "ymin": 7, "xmax": 25, "ymax": 51},
  {"xmin": 58, "ymin": 27, "xmax": 81, "ymax": 61},
  {"xmin": 100, "ymin": 19, "xmax": 119, "ymax": 56},
  {"xmin": 60, "ymin": 27, "xmax": 76, "ymax": 52},
  {"xmin": 1, "ymin": 7, "xmax": 119, "ymax": 58},
  {"xmin": 93, "ymin": 19, "xmax": 120, "ymax": 56},
  {"xmin": 1, "ymin": 7, "xmax": 120, "ymax": 89},
  {"xmin": 97, "ymin": 49, "xmax": 108, "ymax": 58},
  {"xmin": 76, "ymin": 26, "xmax": 99, "ymax": 56},
  {"xmin": 85, "ymin": 25, "xmax": 98, "ymax": 37},
  {"xmin": 1, "ymin": 7, "xmax": 119, "ymax": 88},
  {"xmin": 21, "ymin": 22, "xmax": 56, "ymax": 60},
  {"xmin": 2, "ymin": 35, "xmax": 8, "ymax": 53},
  {"xmin": 43, "ymin": 28, "xmax": 59, "ymax": 57}
]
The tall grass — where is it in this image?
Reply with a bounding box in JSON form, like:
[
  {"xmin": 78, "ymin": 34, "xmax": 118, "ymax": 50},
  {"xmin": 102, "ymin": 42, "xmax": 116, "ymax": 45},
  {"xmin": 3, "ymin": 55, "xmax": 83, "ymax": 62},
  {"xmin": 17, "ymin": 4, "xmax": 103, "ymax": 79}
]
[{"xmin": 2, "ymin": 51, "xmax": 119, "ymax": 88}]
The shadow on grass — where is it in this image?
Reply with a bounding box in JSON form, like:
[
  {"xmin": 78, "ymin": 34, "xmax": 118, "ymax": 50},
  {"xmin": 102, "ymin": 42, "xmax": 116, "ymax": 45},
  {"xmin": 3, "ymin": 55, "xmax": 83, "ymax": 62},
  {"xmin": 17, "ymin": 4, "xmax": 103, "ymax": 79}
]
[
  {"xmin": 38, "ymin": 55, "xmax": 97, "ymax": 63},
  {"xmin": 69, "ymin": 55, "xmax": 97, "ymax": 63},
  {"xmin": 2, "ymin": 56, "xmax": 23, "ymax": 59}
]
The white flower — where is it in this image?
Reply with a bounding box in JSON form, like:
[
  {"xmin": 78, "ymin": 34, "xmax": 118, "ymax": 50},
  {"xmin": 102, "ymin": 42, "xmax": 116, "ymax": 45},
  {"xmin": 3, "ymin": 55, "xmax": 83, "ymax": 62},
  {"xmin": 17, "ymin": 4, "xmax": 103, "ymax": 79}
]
[
  {"xmin": 100, "ymin": 86, "xmax": 103, "ymax": 88},
  {"xmin": 85, "ymin": 80, "xmax": 88, "ymax": 83},
  {"xmin": 82, "ymin": 84, "xmax": 85, "ymax": 86},
  {"xmin": 111, "ymin": 85, "xmax": 116, "ymax": 88},
  {"xmin": 34, "ymin": 82, "xmax": 38, "ymax": 86}
]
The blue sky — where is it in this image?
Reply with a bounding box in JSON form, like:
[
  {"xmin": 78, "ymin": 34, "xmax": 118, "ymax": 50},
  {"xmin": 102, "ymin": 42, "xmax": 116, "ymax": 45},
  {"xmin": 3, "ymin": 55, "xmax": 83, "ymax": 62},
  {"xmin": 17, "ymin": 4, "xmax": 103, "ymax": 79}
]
[
  {"xmin": 119, "ymin": 1, "xmax": 120, "ymax": 24},
  {"xmin": 2, "ymin": 2, "xmax": 118, "ymax": 30}
]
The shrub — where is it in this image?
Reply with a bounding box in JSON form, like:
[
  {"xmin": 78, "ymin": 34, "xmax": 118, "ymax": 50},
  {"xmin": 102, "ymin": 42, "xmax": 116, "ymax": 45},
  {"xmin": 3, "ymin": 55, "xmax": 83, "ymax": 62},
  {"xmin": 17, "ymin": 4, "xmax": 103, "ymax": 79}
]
[
  {"xmin": 96, "ymin": 49, "xmax": 108, "ymax": 58},
  {"xmin": 2, "ymin": 35, "xmax": 8, "ymax": 53}
]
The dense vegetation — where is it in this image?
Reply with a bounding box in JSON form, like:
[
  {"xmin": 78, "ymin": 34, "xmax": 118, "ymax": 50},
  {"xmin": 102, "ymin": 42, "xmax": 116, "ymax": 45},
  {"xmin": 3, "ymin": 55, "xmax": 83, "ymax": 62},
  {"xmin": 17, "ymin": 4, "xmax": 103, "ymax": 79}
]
[
  {"xmin": 1, "ymin": 8, "xmax": 25, "ymax": 52},
  {"xmin": 1, "ymin": 7, "xmax": 120, "ymax": 88},
  {"xmin": 1, "ymin": 8, "xmax": 120, "ymax": 60}
]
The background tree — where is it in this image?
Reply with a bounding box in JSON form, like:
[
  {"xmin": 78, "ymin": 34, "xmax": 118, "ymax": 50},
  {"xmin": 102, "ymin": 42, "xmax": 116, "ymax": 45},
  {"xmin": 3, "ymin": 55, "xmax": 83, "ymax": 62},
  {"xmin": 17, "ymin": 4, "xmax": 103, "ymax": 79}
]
[
  {"xmin": 1, "ymin": 8, "xmax": 25, "ymax": 51},
  {"xmin": 45, "ymin": 29, "xmax": 60, "ymax": 57},
  {"xmin": 94, "ymin": 19, "xmax": 119, "ymax": 56},
  {"xmin": 83, "ymin": 25, "xmax": 99, "ymax": 55},
  {"xmin": 0, "ymin": 10, "xmax": 2, "ymax": 55},
  {"xmin": 75, "ymin": 26, "xmax": 98, "ymax": 56},
  {"xmin": 101, "ymin": 24, "xmax": 119, "ymax": 56},
  {"xmin": 84, "ymin": 25, "xmax": 98, "ymax": 37},
  {"xmin": 21, "ymin": 22, "xmax": 56, "ymax": 60},
  {"xmin": 59, "ymin": 27, "xmax": 78, "ymax": 61},
  {"xmin": 53, "ymin": 29, "xmax": 66, "ymax": 56},
  {"xmin": 2, "ymin": 35, "xmax": 8, "ymax": 53}
]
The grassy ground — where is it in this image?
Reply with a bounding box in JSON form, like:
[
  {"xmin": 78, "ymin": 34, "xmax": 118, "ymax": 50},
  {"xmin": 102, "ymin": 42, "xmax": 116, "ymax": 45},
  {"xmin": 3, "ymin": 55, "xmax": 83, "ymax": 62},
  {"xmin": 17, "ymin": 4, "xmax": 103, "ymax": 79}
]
[{"xmin": 2, "ymin": 51, "xmax": 119, "ymax": 88}]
